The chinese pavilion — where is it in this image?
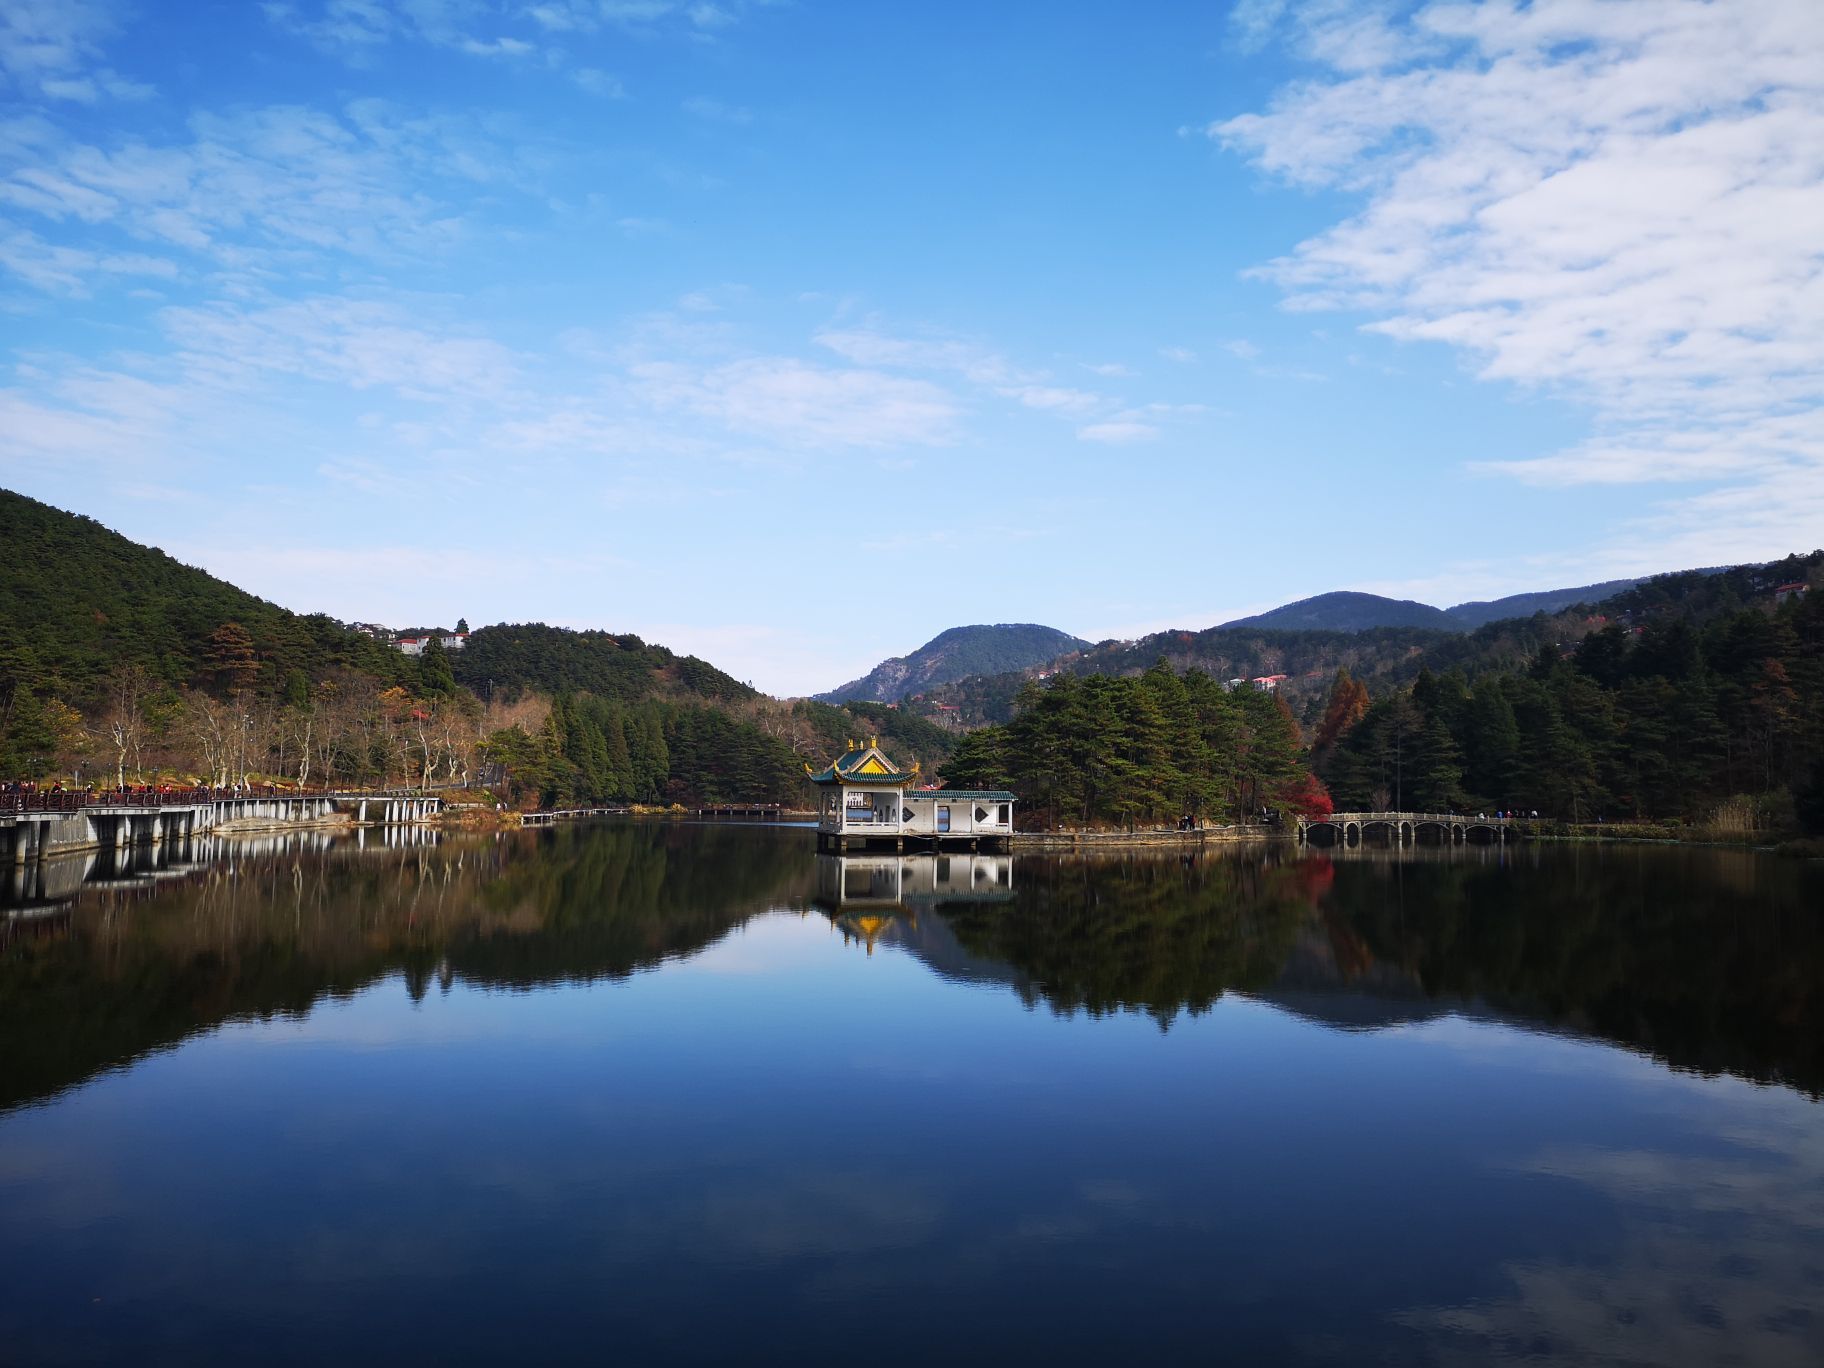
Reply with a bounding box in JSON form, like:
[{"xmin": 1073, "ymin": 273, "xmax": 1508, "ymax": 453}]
[{"xmin": 807, "ymin": 738, "xmax": 1015, "ymax": 851}]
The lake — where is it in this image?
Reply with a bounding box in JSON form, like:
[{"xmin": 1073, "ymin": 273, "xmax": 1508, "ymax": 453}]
[{"xmin": 2, "ymin": 822, "xmax": 1821, "ymax": 1365}]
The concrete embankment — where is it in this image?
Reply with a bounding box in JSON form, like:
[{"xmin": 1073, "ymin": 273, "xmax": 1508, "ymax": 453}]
[{"xmin": 1011, "ymin": 826, "xmax": 1286, "ymax": 852}]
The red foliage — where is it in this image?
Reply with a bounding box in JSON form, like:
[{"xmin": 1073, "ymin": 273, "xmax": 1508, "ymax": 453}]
[
  {"xmin": 1276, "ymin": 770, "xmax": 1334, "ymax": 818},
  {"xmin": 1314, "ymin": 668, "xmax": 1371, "ymax": 753}
]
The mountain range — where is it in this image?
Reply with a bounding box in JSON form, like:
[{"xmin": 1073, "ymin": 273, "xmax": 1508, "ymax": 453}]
[
  {"xmin": 815, "ymin": 579, "xmax": 1651, "ymax": 701},
  {"xmin": 828, "ymin": 556, "xmax": 1817, "ymax": 731},
  {"xmin": 816, "ymin": 624, "xmax": 1089, "ymax": 704},
  {"xmin": 1219, "ymin": 578, "xmax": 1648, "ymax": 633}
]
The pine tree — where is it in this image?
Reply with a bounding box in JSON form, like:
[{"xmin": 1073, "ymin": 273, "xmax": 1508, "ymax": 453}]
[
  {"xmin": 205, "ymin": 622, "xmax": 260, "ymax": 695},
  {"xmin": 419, "ymin": 637, "xmax": 456, "ymax": 697}
]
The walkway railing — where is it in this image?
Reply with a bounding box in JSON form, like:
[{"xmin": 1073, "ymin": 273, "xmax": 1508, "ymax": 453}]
[
  {"xmin": 1305, "ymin": 811, "xmax": 1519, "ymax": 826},
  {"xmin": 2, "ymin": 786, "xmax": 446, "ymax": 817}
]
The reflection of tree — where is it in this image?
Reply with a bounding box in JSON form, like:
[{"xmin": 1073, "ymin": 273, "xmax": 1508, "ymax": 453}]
[
  {"xmin": 939, "ymin": 853, "xmax": 1317, "ymax": 1029},
  {"xmin": 1325, "ymin": 847, "xmax": 1824, "ymax": 1097},
  {"xmin": 0, "ymin": 823, "xmax": 813, "ymax": 1112}
]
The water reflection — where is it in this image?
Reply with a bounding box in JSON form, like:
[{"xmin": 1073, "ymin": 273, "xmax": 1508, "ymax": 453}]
[
  {"xmin": 6, "ymin": 829, "xmax": 1824, "ymax": 1110},
  {"xmin": 0, "ymin": 823, "xmax": 809, "ymax": 1111},
  {"xmin": 2, "ymin": 824, "xmax": 1822, "ymax": 1364}
]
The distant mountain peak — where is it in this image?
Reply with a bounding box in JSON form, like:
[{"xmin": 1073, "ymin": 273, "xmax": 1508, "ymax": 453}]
[
  {"xmin": 1217, "ymin": 578, "xmax": 1656, "ymax": 635},
  {"xmin": 816, "ymin": 623, "xmax": 1089, "ymax": 703},
  {"xmin": 1222, "ymin": 592, "xmax": 1458, "ymax": 634}
]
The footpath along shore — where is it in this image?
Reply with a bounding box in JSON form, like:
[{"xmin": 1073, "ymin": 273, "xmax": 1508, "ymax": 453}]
[{"xmin": 1011, "ymin": 825, "xmax": 1283, "ymax": 851}]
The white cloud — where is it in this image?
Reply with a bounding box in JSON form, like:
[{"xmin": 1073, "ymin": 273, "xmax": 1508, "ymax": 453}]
[
  {"xmin": 1012, "ymin": 384, "xmax": 1100, "ymax": 415},
  {"xmin": 266, "ymin": 0, "xmax": 766, "ymax": 61},
  {"xmin": 1077, "ymin": 420, "xmax": 1159, "ymax": 445},
  {"xmin": 1217, "ymin": 0, "xmax": 1824, "ymax": 552},
  {"xmin": 1158, "ymin": 346, "xmax": 1197, "ymax": 363},
  {"xmin": 0, "ymin": 227, "xmax": 177, "ymax": 296},
  {"xmin": 265, "ymin": 0, "xmax": 547, "ymax": 62},
  {"xmin": 815, "ymin": 325, "xmax": 1115, "ymax": 422},
  {"xmin": 571, "ymin": 67, "xmax": 625, "ymax": 97},
  {"xmin": 161, "ymin": 296, "xmax": 525, "ymax": 404},
  {"xmin": 682, "ymin": 96, "xmax": 752, "ymax": 125},
  {"xmin": 631, "ymin": 356, "xmax": 960, "ymax": 449},
  {"xmin": 816, "ymin": 327, "xmax": 1012, "ymax": 385},
  {"xmin": 0, "ymin": 100, "xmax": 532, "ymax": 294},
  {"xmin": 0, "ymin": 0, "xmax": 149, "ymax": 103}
]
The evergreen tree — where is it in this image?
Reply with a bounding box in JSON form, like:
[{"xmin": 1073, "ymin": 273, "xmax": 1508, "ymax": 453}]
[
  {"xmin": 943, "ymin": 726, "xmax": 1011, "ymax": 791},
  {"xmin": 419, "ymin": 637, "xmax": 456, "ymax": 697},
  {"xmin": 204, "ymin": 622, "xmax": 260, "ymax": 694}
]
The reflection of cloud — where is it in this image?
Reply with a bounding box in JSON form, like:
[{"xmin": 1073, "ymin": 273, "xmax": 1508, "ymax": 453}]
[
  {"xmin": 1397, "ymin": 1093, "xmax": 1824, "ymax": 1367},
  {"xmin": 1400, "ymin": 1231, "xmax": 1824, "ymax": 1368},
  {"xmin": 694, "ymin": 1173, "xmax": 941, "ymax": 1260},
  {"xmin": 1519, "ymin": 1135, "xmax": 1824, "ymax": 1234}
]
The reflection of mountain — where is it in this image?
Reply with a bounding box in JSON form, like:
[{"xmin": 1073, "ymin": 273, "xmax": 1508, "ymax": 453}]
[
  {"xmin": 1252, "ymin": 917, "xmax": 1455, "ymax": 1031},
  {"xmin": 0, "ymin": 823, "xmax": 813, "ymax": 1112},
  {"xmin": 1326, "ymin": 847, "xmax": 1824, "ymax": 1096},
  {"xmin": 8, "ymin": 830, "xmax": 1821, "ymax": 1114},
  {"xmin": 934, "ymin": 853, "xmax": 1315, "ymax": 1029},
  {"xmin": 895, "ymin": 846, "xmax": 1824, "ymax": 1096}
]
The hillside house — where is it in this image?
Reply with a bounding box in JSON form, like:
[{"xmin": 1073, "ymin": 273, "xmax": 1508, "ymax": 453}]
[{"xmin": 393, "ymin": 630, "xmax": 467, "ymax": 655}]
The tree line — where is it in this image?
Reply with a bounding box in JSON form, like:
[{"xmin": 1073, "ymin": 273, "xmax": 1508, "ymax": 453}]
[
  {"xmin": 1316, "ymin": 586, "xmax": 1824, "ymax": 832},
  {"xmin": 1, "ymin": 620, "xmax": 959, "ymax": 808},
  {"xmin": 939, "ymin": 663, "xmax": 1320, "ymax": 828}
]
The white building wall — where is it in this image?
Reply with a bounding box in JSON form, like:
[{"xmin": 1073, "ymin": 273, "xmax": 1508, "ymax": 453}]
[{"xmin": 904, "ymin": 795, "xmax": 1013, "ymax": 837}]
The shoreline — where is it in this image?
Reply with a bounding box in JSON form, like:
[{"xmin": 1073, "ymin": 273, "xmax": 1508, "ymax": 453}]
[{"xmin": 1010, "ymin": 826, "xmax": 1285, "ymax": 851}]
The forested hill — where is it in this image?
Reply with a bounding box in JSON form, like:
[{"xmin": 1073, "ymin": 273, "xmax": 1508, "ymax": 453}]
[
  {"xmin": 1221, "ymin": 578, "xmax": 1651, "ymax": 634},
  {"xmin": 0, "ymin": 487, "xmax": 413, "ymax": 700},
  {"xmin": 908, "ymin": 552, "xmax": 1823, "ymax": 728},
  {"xmin": 1445, "ymin": 577, "xmax": 1645, "ymax": 628},
  {"xmin": 1223, "ymin": 592, "xmax": 1457, "ymax": 633},
  {"xmin": 817, "ymin": 623, "xmax": 1089, "ymax": 703},
  {"xmin": 454, "ymin": 623, "xmax": 754, "ymax": 704},
  {"xmin": 0, "ymin": 488, "xmax": 944, "ymax": 806}
]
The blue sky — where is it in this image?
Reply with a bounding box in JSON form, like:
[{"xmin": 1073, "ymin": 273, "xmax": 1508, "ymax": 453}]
[{"xmin": 3, "ymin": 1, "xmax": 1820, "ymax": 695}]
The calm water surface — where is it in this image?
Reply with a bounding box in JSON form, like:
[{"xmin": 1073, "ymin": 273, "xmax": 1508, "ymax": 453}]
[{"xmin": 2, "ymin": 823, "xmax": 1821, "ymax": 1365}]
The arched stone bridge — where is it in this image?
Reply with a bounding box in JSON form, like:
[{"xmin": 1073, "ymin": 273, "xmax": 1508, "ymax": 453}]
[{"xmin": 1296, "ymin": 811, "xmax": 1524, "ymax": 846}]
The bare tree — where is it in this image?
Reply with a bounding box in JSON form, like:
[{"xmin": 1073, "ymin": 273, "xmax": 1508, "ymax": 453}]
[
  {"xmin": 435, "ymin": 695, "xmax": 482, "ymax": 787},
  {"xmin": 289, "ymin": 702, "xmax": 316, "ymax": 787},
  {"xmin": 96, "ymin": 665, "xmax": 151, "ymax": 789},
  {"xmin": 181, "ymin": 689, "xmax": 231, "ymax": 787}
]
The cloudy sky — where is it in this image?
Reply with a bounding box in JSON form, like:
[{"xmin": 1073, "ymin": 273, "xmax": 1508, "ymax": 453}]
[{"xmin": 2, "ymin": 0, "xmax": 1820, "ymax": 695}]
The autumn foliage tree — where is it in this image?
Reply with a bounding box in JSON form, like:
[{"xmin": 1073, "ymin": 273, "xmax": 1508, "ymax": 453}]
[
  {"xmin": 1275, "ymin": 770, "xmax": 1334, "ymax": 818},
  {"xmin": 1313, "ymin": 667, "xmax": 1370, "ymax": 756}
]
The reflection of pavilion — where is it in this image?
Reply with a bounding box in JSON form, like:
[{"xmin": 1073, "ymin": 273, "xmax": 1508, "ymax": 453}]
[
  {"xmin": 815, "ymin": 852, "xmax": 1015, "ymax": 910},
  {"xmin": 814, "ymin": 852, "xmax": 1015, "ymax": 953}
]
